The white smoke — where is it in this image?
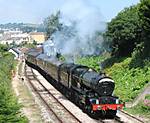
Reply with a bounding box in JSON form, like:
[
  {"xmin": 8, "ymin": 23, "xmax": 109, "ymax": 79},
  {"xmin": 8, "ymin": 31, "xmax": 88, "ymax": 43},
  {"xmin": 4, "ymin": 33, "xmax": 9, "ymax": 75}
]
[{"xmin": 43, "ymin": 0, "xmax": 106, "ymax": 61}]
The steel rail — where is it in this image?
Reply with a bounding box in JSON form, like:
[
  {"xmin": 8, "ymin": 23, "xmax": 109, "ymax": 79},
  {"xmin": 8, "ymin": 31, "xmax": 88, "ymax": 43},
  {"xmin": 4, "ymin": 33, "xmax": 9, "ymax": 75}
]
[
  {"xmin": 119, "ymin": 110, "xmax": 145, "ymax": 123},
  {"xmin": 25, "ymin": 65, "xmax": 63, "ymax": 123}
]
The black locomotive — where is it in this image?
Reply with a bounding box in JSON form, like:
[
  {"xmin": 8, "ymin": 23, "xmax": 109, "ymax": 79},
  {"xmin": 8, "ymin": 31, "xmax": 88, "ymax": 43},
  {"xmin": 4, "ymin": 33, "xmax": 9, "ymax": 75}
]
[{"xmin": 25, "ymin": 48, "xmax": 124, "ymax": 118}]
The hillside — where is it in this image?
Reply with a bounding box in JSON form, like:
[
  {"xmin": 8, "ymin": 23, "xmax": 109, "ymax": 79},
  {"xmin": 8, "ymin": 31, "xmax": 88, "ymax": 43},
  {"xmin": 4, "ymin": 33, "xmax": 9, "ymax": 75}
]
[{"xmin": 0, "ymin": 23, "xmax": 45, "ymax": 33}]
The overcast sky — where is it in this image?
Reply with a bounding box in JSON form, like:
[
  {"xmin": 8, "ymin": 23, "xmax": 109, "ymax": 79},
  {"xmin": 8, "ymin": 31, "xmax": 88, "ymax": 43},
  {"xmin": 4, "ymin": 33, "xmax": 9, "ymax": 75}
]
[{"xmin": 0, "ymin": 0, "xmax": 140, "ymax": 24}]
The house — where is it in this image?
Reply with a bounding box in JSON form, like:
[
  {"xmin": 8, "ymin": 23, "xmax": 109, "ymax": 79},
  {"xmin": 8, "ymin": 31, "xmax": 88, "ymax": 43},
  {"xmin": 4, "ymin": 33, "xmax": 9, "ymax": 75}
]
[
  {"xmin": 29, "ymin": 32, "xmax": 46, "ymax": 44},
  {"xmin": 0, "ymin": 30, "xmax": 30, "ymax": 45}
]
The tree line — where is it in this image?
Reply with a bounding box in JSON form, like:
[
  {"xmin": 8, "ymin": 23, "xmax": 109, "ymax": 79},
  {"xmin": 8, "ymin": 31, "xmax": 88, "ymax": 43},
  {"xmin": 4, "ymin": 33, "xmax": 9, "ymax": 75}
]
[
  {"xmin": 0, "ymin": 23, "xmax": 45, "ymax": 33},
  {"xmin": 105, "ymin": 0, "xmax": 150, "ymax": 60}
]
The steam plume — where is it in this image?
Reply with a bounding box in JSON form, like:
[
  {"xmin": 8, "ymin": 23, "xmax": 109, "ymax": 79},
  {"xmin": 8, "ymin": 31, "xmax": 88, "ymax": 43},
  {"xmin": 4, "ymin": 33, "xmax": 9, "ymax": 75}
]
[{"xmin": 43, "ymin": 0, "xmax": 106, "ymax": 61}]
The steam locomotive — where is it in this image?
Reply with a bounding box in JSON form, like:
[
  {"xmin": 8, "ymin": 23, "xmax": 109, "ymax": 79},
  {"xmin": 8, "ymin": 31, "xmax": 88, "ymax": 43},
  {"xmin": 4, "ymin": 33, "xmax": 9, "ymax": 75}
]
[{"xmin": 25, "ymin": 48, "xmax": 124, "ymax": 118}]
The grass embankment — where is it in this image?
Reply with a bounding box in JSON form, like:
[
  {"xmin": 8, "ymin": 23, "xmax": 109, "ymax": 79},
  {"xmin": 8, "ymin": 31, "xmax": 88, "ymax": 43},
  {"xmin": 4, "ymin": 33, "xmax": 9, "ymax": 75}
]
[
  {"xmin": 104, "ymin": 58, "xmax": 150, "ymax": 102},
  {"xmin": 0, "ymin": 52, "xmax": 28, "ymax": 122}
]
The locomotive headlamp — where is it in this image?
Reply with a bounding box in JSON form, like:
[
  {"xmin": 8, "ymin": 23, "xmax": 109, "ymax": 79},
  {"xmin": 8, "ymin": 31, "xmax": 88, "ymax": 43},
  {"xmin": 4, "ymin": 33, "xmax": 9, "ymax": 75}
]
[
  {"xmin": 90, "ymin": 99, "xmax": 99, "ymax": 104},
  {"xmin": 96, "ymin": 99, "xmax": 99, "ymax": 104}
]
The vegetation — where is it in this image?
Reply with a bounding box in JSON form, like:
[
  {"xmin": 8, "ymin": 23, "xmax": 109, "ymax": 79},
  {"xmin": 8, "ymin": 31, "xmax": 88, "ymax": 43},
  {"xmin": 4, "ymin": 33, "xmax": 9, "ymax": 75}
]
[
  {"xmin": 19, "ymin": 42, "xmax": 37, "ymax": 49},
  {"xmin": 125, "ymin": 95, "xmax": 150, "ymax": 118},
  {"xmin": 104, "ymin": 5, "xmax": 141, "ymax": 57},
  {"xmin": 76, "ymin": 56, "xmax": 107, "ymax": 71},
  {"xmin": 0, "ymin": 44, "xmax": 9, "ymax": 52},
  {"xmin": 104, "ymin": 57, "xmax": 150, "ymax": 102},
  {"xmin": 138, "ymin": 0, "xmax": 150, "ymax": 58},
  {"xmin": 0, "ymin": 47, "xmax": 27, "ymax": 122},
  {"xmin": 104, "ymin": 0, "xmax": 150, "ymax": 59},
  {"xmin": 44, "ymin": 11, "xmax": 62, "ymax": 39}
]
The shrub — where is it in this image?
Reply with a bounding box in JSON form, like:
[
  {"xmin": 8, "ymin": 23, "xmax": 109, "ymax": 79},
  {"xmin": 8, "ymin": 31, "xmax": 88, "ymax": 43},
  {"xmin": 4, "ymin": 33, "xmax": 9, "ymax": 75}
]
[
  {"xmin": 76, "ymin": 56, "xmax": 106, "ymax": 71},
  {"xmin": 0, "ymin": 52, "xmax": 28, "ymax": 123},
  {"xmin": 129, "ymin": 42, "xmax": 144, "ymax": 68},
  {"xmin": 104, "ymin": 57, "xmax": 150, "ymax": 102}
]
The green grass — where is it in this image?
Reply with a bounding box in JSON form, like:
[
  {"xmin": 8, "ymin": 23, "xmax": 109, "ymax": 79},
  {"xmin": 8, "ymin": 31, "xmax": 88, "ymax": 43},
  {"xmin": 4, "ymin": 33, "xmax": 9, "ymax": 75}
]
[
  {"xmin": 76, "ymin": 56, "xmax": 107, "ymax": 71},
  {"xmin": 104, "ymin": 57, "xmax": 150, "ymax": 102},
  {"xmin": 0, "ymin": 52, "xmax": 28, "ymax": 123}
]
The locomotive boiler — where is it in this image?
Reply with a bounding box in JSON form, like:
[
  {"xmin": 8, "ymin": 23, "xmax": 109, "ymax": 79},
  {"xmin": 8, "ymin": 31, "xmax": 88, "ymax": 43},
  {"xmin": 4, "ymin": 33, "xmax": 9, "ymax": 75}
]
[{"xmin": 25, "ymin": 48, "xmax": 124, "ymax": 117}]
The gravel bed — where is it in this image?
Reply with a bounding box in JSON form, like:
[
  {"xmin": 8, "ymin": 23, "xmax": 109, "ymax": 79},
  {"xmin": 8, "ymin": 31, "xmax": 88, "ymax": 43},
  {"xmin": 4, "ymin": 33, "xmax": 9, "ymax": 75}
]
[{"xmin": 24, "ymin": 65, "xmax": 55, "ymax": 123}]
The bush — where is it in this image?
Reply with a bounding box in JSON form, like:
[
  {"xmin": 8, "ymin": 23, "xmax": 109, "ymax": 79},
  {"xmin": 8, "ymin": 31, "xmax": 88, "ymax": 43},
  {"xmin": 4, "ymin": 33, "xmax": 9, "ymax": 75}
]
[
  {"xmin": 104, "ymin": 57, "xmax": 150, "ymax": 102},
  {"xmin": 101, "ymin": 57, "xmax": 126, "ymax": 69},
  {"xmin": 129, "ymin": 42, "xmax": 144, "ymax": 68},
  {"xmin": 76, "ymin": 56, "xmax": 106, "ymax": 71}
]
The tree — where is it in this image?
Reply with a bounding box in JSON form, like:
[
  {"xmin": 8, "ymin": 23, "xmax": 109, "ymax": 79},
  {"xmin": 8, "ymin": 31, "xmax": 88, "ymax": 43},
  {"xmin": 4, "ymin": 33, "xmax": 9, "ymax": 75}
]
[
  {"xmin": 0, "ymin": 44, "xmax": 9, "ymax": 52},
  {"xmin": 10, "ymin": 41, "xmax": 17, "ymax": 48},
  {"xmin": 44, "ymin": 11, "xmax": 62, "ymax": 39},
  {"xmin": 138, "ymin": 0, "xmax": 150, "ymax": 58},
  {"xmin": 105, "ymin": 5, "xmax": 141, "ymax": 57},
  {"xmin": 33, "ymin": 40, "xmax": 37, "ymax": 45}
]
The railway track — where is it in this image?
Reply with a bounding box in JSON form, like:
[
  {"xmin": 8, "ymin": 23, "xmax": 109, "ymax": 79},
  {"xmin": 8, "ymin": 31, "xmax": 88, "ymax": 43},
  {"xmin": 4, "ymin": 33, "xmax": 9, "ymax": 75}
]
[
  {"xmin": 117, "ymin": 110, "xmax": 145, "ymax": 123},
  {"xmin": 98, "ymin": 112, "xmax": 144, "ymax": 123},
  {"xmin": 99, "ymin": 110, "xmax": 145, "ymax": 123},
  {"xmin": 24, "ymin": 65, "xmax": 82, "ymax": 123},
  {"xmin": 97, "ymin": 116, "xmax": 123, "ymax": 123},
  {"xmin": 96, "ymin": 109, "xmax": 145, "ymax": 123}
]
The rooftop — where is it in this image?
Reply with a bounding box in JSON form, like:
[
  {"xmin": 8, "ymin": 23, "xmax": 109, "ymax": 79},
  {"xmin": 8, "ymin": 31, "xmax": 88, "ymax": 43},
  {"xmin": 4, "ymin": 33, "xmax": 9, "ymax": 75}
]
[{"xmin": 29, "ymin": 32, "xmax": 45, "ymax": 35}]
